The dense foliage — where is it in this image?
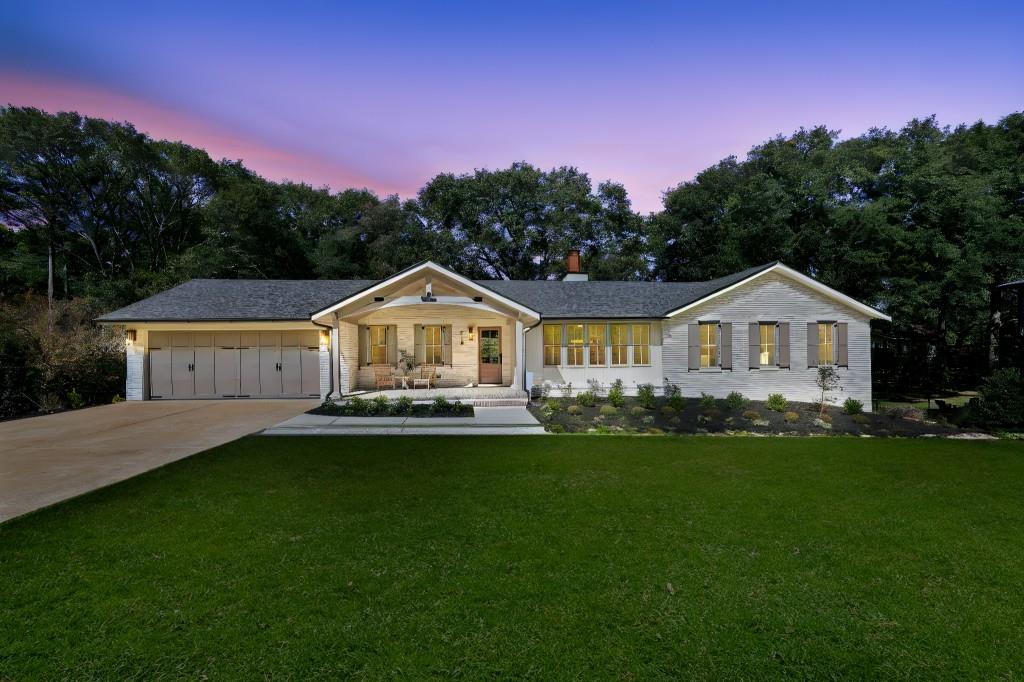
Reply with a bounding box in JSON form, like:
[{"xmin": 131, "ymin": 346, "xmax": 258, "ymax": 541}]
[{"xmin": 2, "ymin": 106, "xmax": 1023, "ymax": 416}]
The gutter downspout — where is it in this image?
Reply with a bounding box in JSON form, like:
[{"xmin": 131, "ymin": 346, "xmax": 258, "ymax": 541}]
[{"xmin": 311, "ymin": 317, "xmax": 334, "ymax": 399}]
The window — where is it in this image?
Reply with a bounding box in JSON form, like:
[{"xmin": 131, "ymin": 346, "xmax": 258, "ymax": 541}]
[
  {"xmin": 610, "ymin": 324, "xmax": 629, "ymax": 366},
  {"xmin": 588, "ymin": 324, "xmax": 606, "ymax": 366},
  {"xmin": 543, "ymin": 324, "xmax": 561, "ymax": 366},
  {"xmin": 370, "ymin": 325, "xmax": 387, "ymax": 365},
  {"xmin": 632, "ymin": 324, "xmax": 651, "ymax": 366},
  {"xmin": 566, "ymin": 324, "xmax": 584, "ymax": 366},
  {"xmin": 699, "ymin": 322, "xmax": 718, "ymax": 368},
  {"xmin": 423, "ymin": 325, "xmax": 443, "ymax": 365},
  {"xmin": 818, "ymin": 322, "xmax": 835, "ymax": 366},
  {"xmin": 759, "ymin": 322, "xmax": 777, "ymax": 366}
]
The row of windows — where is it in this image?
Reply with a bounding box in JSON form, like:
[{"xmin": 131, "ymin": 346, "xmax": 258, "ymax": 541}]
[
  {"xmin": 696, "ymin": 321, "xmax": 841, "ymax": 368},
  {"xmin": 543, "ymin": 323, "xmax": 651, "ymax": 367},
  {"xmin": 368, "ymin": 324, "xmax": 445, "ymax": 365}
]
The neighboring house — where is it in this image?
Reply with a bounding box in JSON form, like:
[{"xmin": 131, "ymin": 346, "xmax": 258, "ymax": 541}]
[{"xmin": 98, "ymin": 252, "xmax": 891, "ymax": 409}]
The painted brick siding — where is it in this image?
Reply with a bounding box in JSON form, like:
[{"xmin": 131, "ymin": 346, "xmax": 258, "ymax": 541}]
[
  {"xmin": 662, "ymin": 272, "xmax": 874, "ymax": 410},
  {"xmin": 126, "ymin": 342, "xmax": 145, "ymax": 401},
  {"xmin": 318, "ymin": 348, "xmax": 331, "ymax": 400}
]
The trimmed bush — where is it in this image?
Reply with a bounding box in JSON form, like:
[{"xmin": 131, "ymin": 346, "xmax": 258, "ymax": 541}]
[
  {"xmin": 742, "ymin": 409, "xmax": 760, "ymax": 420},
  {"xmin": 843, "ymin": 398, "xmax": 864, "ymax": 415},
  {"xmin": 546, "ymin": 423, "xmax": 566, "ymax": 434},
  {"xmin": 783, "ymin": 411, "xmax": 799, "ymax": 423},
  {"xmin": 576, "ymin": 390, "xmax": 596, "ymax": 407},
  {"xmin": 725, "ymin": 391, "xmax": 746, "ymax": 410},
  {"xmin": 665, "ymin": 382, "xmax": 685, "ymax": 411},
  {"xmin": 636, "ymin": 383, "xmax": 656, "ymax": 409},
  {"xmin": 347, "ymin": 396, "xmax": 370, "ymax": 416},
  {"xmin": 766, "ymin": 393, "xmax": 787, "ymax": 412},
  {"xmin": 852, "ymin": 413, "xmax": 870, "ymax": 424},
  {"xmin": 608, "ymin": 379, "xmax": 625, "ymax": 408},
  {"xmin": 971, "ymin": 368, "xmax": 1024, "ymax": 427},
  {"xmin": 699, "ymin": 393, "xmax": 716, "ymax": 409},
  {"xmin": 661, "ymin": 405, "xmax": 677, "ymax": 415},
  {"xmin": 630, "ymin": 406, "xmax": 646, "ymax": 417},
  {"xmin": 600, "ymin": 405, "xmax": 619, "ymax": 416},
  {"xmin": 393, "ymin": 395, "xmax": 414, "ymax": 415},
  {"xmin": 371, "ymin": 395, "xmax": 391, "ymax": 415},
  {"xmin": 431, "ymin": 396, "xmax": 452, "ymax": 413},
  {"xmin": 567, "ymin": 404, "xmax": 583, "ymax": 416}
]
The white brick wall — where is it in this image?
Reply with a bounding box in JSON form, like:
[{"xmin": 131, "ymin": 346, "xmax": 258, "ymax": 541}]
[
  {"xmin": 126, "ymin": 343, "xmax": 145, "ymax": 401},
  {"xmin": 318, "ymin": 348, "xmax": 331, "ymax": 400}
]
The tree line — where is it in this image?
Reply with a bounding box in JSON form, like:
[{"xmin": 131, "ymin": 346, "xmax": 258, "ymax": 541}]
[{"xmin": 1, "ymin": 106, "xmax": 1022, "ymax": 413}]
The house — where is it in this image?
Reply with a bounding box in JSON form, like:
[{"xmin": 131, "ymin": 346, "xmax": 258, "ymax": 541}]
[{"xmin": 98, "ymin": 253, "xmax": 891, "ymax": 409}]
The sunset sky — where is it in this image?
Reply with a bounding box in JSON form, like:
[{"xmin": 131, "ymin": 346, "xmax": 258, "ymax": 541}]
[{"xmin": 2, "ymin": 1, "xmax": 1021, "ymax": 213}]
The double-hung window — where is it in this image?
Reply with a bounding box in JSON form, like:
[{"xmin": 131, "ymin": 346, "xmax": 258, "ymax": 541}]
[
  {"xmin": 817, "ymin": 322, "xmax": 835, "ymax": 366},
  {"xmin": 369, "ymin": 325, "xmax": 388, "ymax": 365},
  {"xmin": 610, "ymin": 324, "xmax": 629, "ymax": 366},
  {"xmin": 588, "ymin": 324, "xmax": 606, "ymax": 366},
  {"xmin": 423, "ymin": 325, "xmax": 443, "ymax": 365},
  {"xmin": 759, "ymin": 322, "xmax": 778, "ymax": 366},
  {"xmin": 632, "ymin": 324, "xmax": 651, "ymax": 365},
  {"xmin": 566, "ymin": 324, "xmax": 585, "ymax": 366},
  {"xmin": 543, "ymin": 324, "xmax": 561, "ymax": 366},
  {"xmin": 699, "ymin": 322, "xmax": 719, "ymax": 368}
]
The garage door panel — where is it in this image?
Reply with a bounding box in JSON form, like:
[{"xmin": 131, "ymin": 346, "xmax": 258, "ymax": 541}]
[
  {"xmin": 171, "ymin": 349, "xmax": 194, "ymax": 397},
  {"xmin": 150, "ymin": 349, "xmax": 172, "ymax": 398},
  {"xmin": 215, "ymin": 348, "xmax": 240, "ymax": 396},
  {"xmin": 240, "ymin": 348, "xmax": 260, "ymax": 396},
  {"xmin": 259, "ymin": 348, "xmax": 282, "ymax": 396},
  {"xmin": 194, "ymin": 348, "xmax": 216, "ymax": 396},
  {"xmin": 281, "ymin": 348, "xmax": 302, "ymax": 394}
]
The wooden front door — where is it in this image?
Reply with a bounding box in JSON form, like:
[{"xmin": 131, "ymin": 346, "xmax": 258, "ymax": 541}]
[{"xmin": 478, "ymin": 327, "xmax": 502, "ymax": 384}]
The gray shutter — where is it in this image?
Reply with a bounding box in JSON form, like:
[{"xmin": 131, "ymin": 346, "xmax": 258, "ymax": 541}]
[
  {"xmin": 387, "ymin": 325, "xmax": 398, "ymax": 365},
  {"xmin": 778, "ymin": 322, "xmax": 790, "ymax": 368},
  {"xmin": 748, "ymin": 322, "xmax": 759, "ymax": 369},
  {"xmin": 836, "ymin": 322, "xmax": 848, "ymax": 367},
  {"xmin": 688, "ymin": 323, "xmax": 700, "ymax": 371},
  {"xmin": 358, "ymin": 325, "xmax": 369, "ymax": 366},
  {"xmin": 720, "ymin": 323, "xmax": 732, "ymax": 369},
  {"xmin": 807, "ymin": 322, "xmax": 818, "ymax": 368},
  {"xmin": 442, "ymin": 325, "xmax": 453, "ymax": 366},
  {"xmin": 414, "ymin": 325, "xmax": 425, "ymax": 364}
]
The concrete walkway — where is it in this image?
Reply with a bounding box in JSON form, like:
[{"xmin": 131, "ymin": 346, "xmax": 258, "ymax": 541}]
[
  {"xmin": 263, "ymin": 406, "xmax": 546, "ymax": 436},
  {"xmin": 0, "ymin": 399, "xmax": 316, "ymax": 522}
]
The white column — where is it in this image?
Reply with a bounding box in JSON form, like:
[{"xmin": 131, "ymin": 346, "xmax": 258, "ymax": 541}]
[
  {"xmin": 125, "ymin": 338, "xmax": 145, "ymax": 400},
  {"xmin": 331, "ymin": 316, "xmax": 343, "ymax": 399},
  {"xmin": 512, "ymin": 319, "xmax": 525, "ymax": 390}
]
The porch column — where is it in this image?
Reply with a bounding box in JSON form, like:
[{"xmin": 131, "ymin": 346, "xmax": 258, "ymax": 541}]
[
  {"xmin": 512, "ymin": 319, "xmax": 524, "ymax": 390},
  {"xmin": 331, "ymin": 315, "xmax": 343, "ymax": 399}
]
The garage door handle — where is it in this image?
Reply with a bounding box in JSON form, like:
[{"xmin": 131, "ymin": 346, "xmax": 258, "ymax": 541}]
[{"xmin": 276, "ymin": 362, "xmax": 282, "ymax": 371}]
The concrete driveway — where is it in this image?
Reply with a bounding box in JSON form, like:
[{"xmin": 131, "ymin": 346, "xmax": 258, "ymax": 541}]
[{"xmin": 0, "ymin": 399, "xmax": 316, "ymax": 523}]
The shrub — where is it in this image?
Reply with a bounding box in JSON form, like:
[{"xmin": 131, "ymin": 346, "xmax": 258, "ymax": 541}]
[
  {"xmin": 630, "ymin": 406, "xmax": 646, "ymax": 417},
  {"xmin": 111, "ymin": 394, "xmax": 124, "ymax": 404},
  {"xmin": 67, "ymin": 388, "xmax": 85, "ymax": 410},
  {"xmin": 546, "ymin": 423, "xmax": 566, "ymax": 434},
  {"xmin": 852, "ymin": 413, "xmax": 870, "ymax": 425},
  {"xmin": 636, "ymin": 383, "xmax": 656, "ymax": 409},
  {"xmin": 667, "ymin": 393, "xmax": 685, "ymax": 411},
  {"xmin": 742, "ymin": 409, "xmax": 760, "ymax": 420},
  {"xmin": 546, "ymin": 399, "xmax": 563, "ymax": 413},
  {"xmin": 586, "ymin": 378, "xmax": 604, "ymax": 396},
  {"xmin": 576, "ymin": 390, "xmax": 596, "ymax": 407},
  {"xmin": 431, "ymin": 396, "xmax": 452, "ymax": 413},
  {"xmin": 703, "ymin": 407, "xmax": 721, "ymax": 420},
  {"xmin": 599, "ymin": 405, "xmax": 619, "ymax": 416},
  {"xmin": 783, "ymin": 411, "xmax": 799, "ymax": 423},
  {"xmin": 347, "ymin": 396, "xmax": 369, "ymax": 416},
  {"xmin": 318, "ymin": 398, "xmax": 342, "ymax": 416},
  {"xmin": 766, "ymin": 393, "xmax": 787, "ymax": 412},
  {"xmin": 371, "ymin": 395, "xmax": 391, "ymax": 415},
  {"xmin": 725, "ymin": 391, "xmax": 746, "ymax": 410},
  {"xmin": 607, "ymin": 379, "xmax": 625, "ymax": 407},
  {"xmin": 539, "ymin": 402, "xmax": 555, "ymax": 419},
  {"xmin": 392, "ymin": 395, "xmax": 414, "ymax": 415},
  {"xmin": 567, "ymin": 404, "xmax": 583, "ymax": 416},
  {"xmin": 699, "ymin": 393, "xmax": 716, "ymax": 410},
  {"xmin": 661, "ymin": 405, "xmax": 677, "ymax": 415},
  {"xmin": 971, "ymin": 368, "xmax": 1024, "ymax": 427},
  {"xmin": 843, "ymin": 398, "xmax": 864, "ymax": 415}
]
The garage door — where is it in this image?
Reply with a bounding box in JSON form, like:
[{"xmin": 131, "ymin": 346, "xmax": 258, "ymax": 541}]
[{"xmin": 149, "ymin": 331, "xmax": 320, "ymax": 399}]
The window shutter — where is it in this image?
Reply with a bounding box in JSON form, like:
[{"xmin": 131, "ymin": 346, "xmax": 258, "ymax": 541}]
[
  {"xmin": 387, "ymin": 325, "xmax": 398, "ymax": 365},
  {"xmin": 414, "ymin": 325, "xmax": 425, "ymax": 364},
  {"xmin": 807, "ymin": 322, "xmax": 818, "ymax": 368},
  {"xmin": 688, "ymin": 323, "xmax": 700, "ymax": 371},
  {"xmin": 650, "ymin": 323, "xmax": 662, "ymax": 346},
  {"xmin": 358, "ymin": 325, "xmax": 369, "ymax": 366},
  {"xmin": 748, "ymin": 323, "xmax": 759, "ymax": 369},
  {"xmin": 720, "ymin": 323, "xmax": 732, "ymax": 369},
  {"xmin": 442, "ymin": 325, "xmax": 453, "ymax": 366},
  {"xmin": 778, "ymin": 322, "xmax": 790, "ymax": 368},
  {"xmin": 836, "ymin": 322, "xmax": 848, "ymax": 367}
]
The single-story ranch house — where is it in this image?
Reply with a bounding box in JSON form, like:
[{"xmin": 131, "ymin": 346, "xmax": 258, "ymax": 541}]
[{"xmin": 98, "ymin": 253, "xmax": 891, "ymax": 409}]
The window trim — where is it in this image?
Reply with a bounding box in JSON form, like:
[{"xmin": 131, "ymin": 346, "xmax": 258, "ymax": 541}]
[
  {"xmin": 631, "ymin": 323, "xmax": 651, "ymax": 367},
  {"xmin": 817, "ymin": 320, "xmax": 836, "ymax": 367},
  {"xmin": 542, "ymin": 323, "xmax": 562, "ymax": 367},
  {"xmin": 422, "ymin": 324, "xmax": 444, "ymax": 366},
  {"xmin": 698, "ymin": 320, "xmax": 721, "ymax": 369},
  {"xmin": 758, "ymin": 321, "xmax": 779, "ymax": 368},
  {"xmin": 565, "ymin": 323, "xmax": 585, "ymax": 367},
  {"xmin": 369, "ymin": 324, "xmax": 388, "ymax": 365},
  {"xmin": 610, "ymin": 323, "xmax": 629, "ymax": 367}
]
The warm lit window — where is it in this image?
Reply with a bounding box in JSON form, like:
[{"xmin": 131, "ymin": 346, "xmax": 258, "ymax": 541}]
[
  {"xmin": 370, "ymin": 325, "xmax": 388, "ymax": 365},
  {"xmin": 818, "ymin": 322, "xmax": 835, "ymax": 366},
  {"xmin": 610, "ymin": 324, "xmax": 629, "ymax": 366},
  {"xmin": 588, "ymin": 324, "xmax": 606, "ymax": 366},
  {"xmin": 543, "ymin": 324, "xmax": 561, "ymax": 366},
  {"xmin": 423, "ymin": 325, "xmax": 443, "ymax": 365},
  {"xmin": 566, "ymin": 324, "xmax": 584, "ymax": 366},
  {"xmin": 759, "ymin": 322, "xmax": 777, "ymax": 366},
  {"xmin": 632, "ymin": 324, "xmax": 650, "ymax": 366},
  {"xmin": 699, "ymin": 322, "xmax": 718, "ymax": 368}
]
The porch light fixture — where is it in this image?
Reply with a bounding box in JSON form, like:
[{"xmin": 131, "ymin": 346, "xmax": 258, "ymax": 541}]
[
  {"xmin": 125, "ymin": 329, "xmax": 137, "ymax": 344},
  {"xmin": 319, "ymin": 329, "xmax": 331, "ymax": 349},
  {"xmin": 467, "ymin": 326, "xmax": 475, "ymax": 341}
]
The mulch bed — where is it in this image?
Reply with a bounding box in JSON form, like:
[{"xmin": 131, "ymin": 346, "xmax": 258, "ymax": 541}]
[
  {"xmin": 309, "ymin": 401, "xmax": 474, "ymax": 418},
  {"xmin": 529, "ymin": 397, "xmax": 963, "ymax": 437}
]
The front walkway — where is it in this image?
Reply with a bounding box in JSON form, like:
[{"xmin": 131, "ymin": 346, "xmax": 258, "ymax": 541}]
[
  {"xmin": 0, "ymin": 399, "xmax": 317, "ymax": 522},
  {"xmin": 345, "ymin": 385, "xmax": 528, "ymax": 406},
  {"xmin": 263, "ymin": 406, "xmax": 545, "ymax": 436}
]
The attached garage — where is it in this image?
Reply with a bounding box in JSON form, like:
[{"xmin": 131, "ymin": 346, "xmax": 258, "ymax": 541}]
[{"xmin": 148, "ymin": 330, "xmax": 321, "ymax": 399}]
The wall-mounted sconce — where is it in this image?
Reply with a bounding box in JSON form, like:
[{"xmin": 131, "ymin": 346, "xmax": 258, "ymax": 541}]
[
  {"xmin": 319, "ymin": 329, "xmax": 331, "ymax": 349},
  {"xmin": 467, "ymin": 325, "xmax": 475, "ymax": 341},
  {"xmin": 125, "ymin": 329, "xmax": 137, "ymax": 345}
]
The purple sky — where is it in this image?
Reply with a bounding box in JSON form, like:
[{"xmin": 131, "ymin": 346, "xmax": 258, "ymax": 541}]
[{"xmin": 2, "ymin": 1, "xmax": 1022, "ymax": 212}]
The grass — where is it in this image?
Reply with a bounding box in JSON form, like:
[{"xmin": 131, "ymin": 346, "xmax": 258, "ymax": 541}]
[{"xmin": 3, "ymin": 436, "xmax": 1024, "ymax": 679}]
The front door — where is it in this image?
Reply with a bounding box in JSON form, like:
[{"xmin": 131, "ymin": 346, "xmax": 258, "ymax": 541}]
[{"xmin": 478, "ymin": 327, "xmax": 502, "ymax": 384}]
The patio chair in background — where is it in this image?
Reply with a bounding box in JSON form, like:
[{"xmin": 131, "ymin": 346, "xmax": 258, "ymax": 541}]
[
  {"xmin": 413, "ymin": 364, "xmax": 436, "ymax": 389},
  {"xmin": 373, "ymin": 364, "xmax": 394, "ymax": 390}
]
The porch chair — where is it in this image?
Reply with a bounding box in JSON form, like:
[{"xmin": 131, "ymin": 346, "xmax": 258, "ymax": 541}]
[
  {"xmin": 413, "ymin": 364, "xmax": 436, "ymax": 390},
  {"xmin": 372, "ymin": 364, "xmax": 394, "ymax": 390}
]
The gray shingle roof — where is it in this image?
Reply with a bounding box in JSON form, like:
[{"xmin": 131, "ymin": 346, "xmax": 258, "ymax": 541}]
[{"xmin": 98, "ymin": 263, "xmax": 776, "ymax": 322}]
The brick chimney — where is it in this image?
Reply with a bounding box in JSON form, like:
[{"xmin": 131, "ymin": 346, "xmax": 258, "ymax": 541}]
[{"xmin": 563, "ymin": 249, "xmax": 589, "ymax": 281}]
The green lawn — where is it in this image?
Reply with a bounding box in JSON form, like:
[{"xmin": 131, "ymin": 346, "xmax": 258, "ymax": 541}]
[{"xmin": 3, "ymin": 437, "xmax": 1023, "ymax": 679}]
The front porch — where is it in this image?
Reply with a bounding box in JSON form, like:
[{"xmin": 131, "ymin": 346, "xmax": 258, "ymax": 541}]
[{"xmin": 343, "ymin": 385, "xmax": 528, "ymax": 406}]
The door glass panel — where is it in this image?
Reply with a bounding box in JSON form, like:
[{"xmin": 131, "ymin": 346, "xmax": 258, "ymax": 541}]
[{"xmin": 480, "ymin": 329, "xmax": 500, "ymax": 364}]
